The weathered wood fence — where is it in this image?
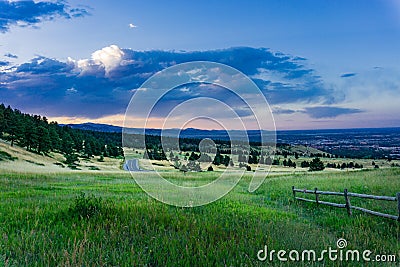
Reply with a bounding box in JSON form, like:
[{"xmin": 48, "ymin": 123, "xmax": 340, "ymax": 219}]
[{"xmin": 292, "ymin": 186, "xmax": 400, "ymax": 221}]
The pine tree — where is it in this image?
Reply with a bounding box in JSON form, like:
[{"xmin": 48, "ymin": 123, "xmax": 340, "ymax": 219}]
[
  {"xmin": 0, "ymin": 108, "xmax": 4, "ymax": 137},
  {"xmin": 84, "ymin": 141, "xmax": 93, "ymax": 158},
  {"xmin": 37, "ymin": 126, "xmax": 51, "ymax": 154},
  {"xmin": 223, "ymin": 155, "xmax": 230, "ymax": 166},
  {"xmin": 309, "ymin": 158, "xmax": 325, "ymax": 171},
  {"xmin": 22, "ymin": 118, "xmax": 38, "ymax": 151},
  {"xmin": 61, "ymin": 132, "xmax": 74, "ymax": 155},
  {"xmin": 4, "ymin": 108, "xmax": 23, "ymax": 146},
  {"xmin": 64, "ymin": 153, "xmax": 79, "ymax": 165},
  {"xmin": 48, "ymin": 126, "xmax": 61, "ymax": 151},
  {"xmin": 229, "ymin": 159, "xmax": 234, "ymax": 167}
]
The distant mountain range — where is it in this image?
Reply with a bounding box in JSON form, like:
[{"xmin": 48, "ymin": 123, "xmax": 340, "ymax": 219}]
[
  {"xmin": 64, "ymin": 122, "xmax": 400, "ymax": 146},
  {"xmin": 63, "ymin": 122, "xmax": 270, "ymax": 142},
  {"xmin": 63, "ymin": 123, "xmax": 123, "ymax": 133}
]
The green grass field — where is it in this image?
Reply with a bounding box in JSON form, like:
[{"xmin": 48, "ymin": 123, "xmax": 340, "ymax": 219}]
[{"xmin": 0, "ymin": 168, "xmax": 399, "ymax": 266}]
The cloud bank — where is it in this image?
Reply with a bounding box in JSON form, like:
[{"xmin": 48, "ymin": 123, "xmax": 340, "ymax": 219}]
[
  {"xmin": 2, "ymin": 45, "xmax": 397, "ymax": 129},
  {"xmin": 0, "ymin": 46, "xmax": 337, "ymax": 118},
  {"xmin": 0, "ymin": 0, "xmax": 89, "ymax": 33}
]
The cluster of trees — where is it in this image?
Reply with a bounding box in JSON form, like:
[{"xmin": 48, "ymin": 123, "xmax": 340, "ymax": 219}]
[
  {"xmin": 329, "ymin": 147, "xmax": 389, "ymax": 160},
  {"xmin": 168, "ymin": 149, "xmax": 235, "ymax": 172},
  {"xmin": 145, "ymin": 147, "xmax": 167, "ymax": 160},
  {"xmin": 238, "ymin": 154, "xmax": 274, "ymax": 165},
  {"xmin": 211, "ymin": 150, "xmax": 233, "ymax": 167},
  {"xmin": 300, "ymin": 158, "xmax": 325, "ymax": 171},
  {"xmin": 275, "ymin": 149, "xmax": 299, "ymax": 159},
  {"xmin": 300, "ymin": 158, "xmax": 365, "ymax": 171},
  {"xmin": 282, "ymin": 158, "xmax": 296, "ymax": 168},
  {"xmin": 0, "ymin": 104, "xmax": 123, "ymax": 165},
  {"xmin": 326, "ymin": 162, "xmax": 364, "ymax": 169},
  {"xmin": 276, "ymin": 146, "xmax": 340, "ymax": 159},
  {"xmin": 238, "ymin": 162, "xmax": 252, "ymax": 171},
  {"xmin": 179, "ymin": 161, "xmax": 202, "ymax": 172}
]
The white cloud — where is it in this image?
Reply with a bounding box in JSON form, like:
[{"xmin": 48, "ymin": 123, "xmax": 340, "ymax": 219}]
[
  {"xmin": 129, "ymin": 23, "xmax": 137, "ymax": 28},
  {"xmin": 179, "ymin": 87, "xmax": 190, "ymax": 92},
  {"xmin": 66, "ymin": 87, "xmax": 77, "ymax": 93},
  {"xmin": 69, "ymin": 45, "xmax": 125, "ymax": 76}
]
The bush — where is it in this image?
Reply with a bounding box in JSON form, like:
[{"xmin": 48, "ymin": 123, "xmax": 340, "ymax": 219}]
[
  {"xmin": 69, "ymin": 193, "xmax": 113, "ymax": 220},
  {"xmin": 207, "ymin": 165, "xmax": 213, "ymax": 171},
  {"xmin": 64, "ymin": 153, "xmax": 79, "ymax": 165},
  {"xmin": 88, "ymin": 166, "xmax": 100, "ymax": 170},
  {"xmin": 0, "ymin": 150, "xmax": 17, "ymax": 161}
]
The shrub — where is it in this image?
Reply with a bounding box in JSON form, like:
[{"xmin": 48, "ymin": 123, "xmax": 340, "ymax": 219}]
[
  {"xmin": 0, "ymin": 150, "xmax": 17, "ymax": 161},
  {"xmin": 88, "ymin": 166, "xmax": 100, "ymax": 170},
  {"xmin": 69, "ymin": 193, "xmax": 112, "ymax": 220}
]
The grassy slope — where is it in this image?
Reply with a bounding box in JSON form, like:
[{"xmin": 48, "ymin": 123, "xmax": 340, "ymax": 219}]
[
  {"xmin": 0, "ymin": 168, "xmax": 399, "ymax": 266},
  {"xmin": 0, "ymin": 140, "xmax": 124, "ymax": 173}
]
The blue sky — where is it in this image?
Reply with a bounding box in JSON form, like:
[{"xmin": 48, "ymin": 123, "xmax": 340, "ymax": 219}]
[{"xmin": 0, "ymin": 0, "xmax": 400, "ymax": 130}]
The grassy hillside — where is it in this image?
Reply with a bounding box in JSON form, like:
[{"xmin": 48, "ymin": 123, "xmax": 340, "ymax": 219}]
[
  {"xmin": 0, "ymin": 168, "xmax": 399, "ymax": 266},
  {"xmin": 0, "ymin": 140, "xmax": 124, "ymax": 173}
]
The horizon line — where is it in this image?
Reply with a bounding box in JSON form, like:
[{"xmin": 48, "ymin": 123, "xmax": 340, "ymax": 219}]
[{"xmin": 65, "ymin": 121, "xmax": 400, "ymax": 132}]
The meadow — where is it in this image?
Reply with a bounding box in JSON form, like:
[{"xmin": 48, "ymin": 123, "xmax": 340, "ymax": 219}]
[{"xmin": 0, "ymin": 168, "xmax": 399, "ymax": 266}]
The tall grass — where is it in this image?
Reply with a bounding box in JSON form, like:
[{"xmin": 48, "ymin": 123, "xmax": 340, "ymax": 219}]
[{"xmin": 0, "ymin": 169, "xmax": 399, "ymax": 266}]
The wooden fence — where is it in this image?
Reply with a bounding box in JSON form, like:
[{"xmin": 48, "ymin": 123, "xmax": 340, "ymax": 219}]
[{"xmin": 292, "ymin": 186, "xmax": 400, "ymax": 221}]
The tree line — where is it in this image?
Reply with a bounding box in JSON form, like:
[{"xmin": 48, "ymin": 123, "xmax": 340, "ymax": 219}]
[{"xmin": 0, "ymin": 104, "xmax": 123, "ymax": 165}]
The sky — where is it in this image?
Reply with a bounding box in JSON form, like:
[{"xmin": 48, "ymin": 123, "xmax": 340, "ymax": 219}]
[{"xmin": 0, "ymin": 0, "xmax": 400, "ymax": 130}]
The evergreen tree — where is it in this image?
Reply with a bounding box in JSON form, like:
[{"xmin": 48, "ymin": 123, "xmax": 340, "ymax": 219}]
[
  {"xmin": 84, "ymin": 141, "xmax": 93, "ymax": 158},
  {"xmin": 64, "ymin": 153, "xmax": 79, "ymax": 165},
  {"xmin": 213, "ymin": 150, "xmax": 222, "ymax": 165},
  {"xmin": 4, "ymin": 109, "xmax": 23, "ymax": 146},
  {"xmin": 0, "ymin": 108, "xmax": 4, "ymax": 136},
  {"xmin": 265, "ymin": 156, "xmax": 272, "ymax": 165},
  {"xmin": 287, "ymin": 158, "xmax": 293, "ymax": 167},
  {"xmin": 223, "ymin": 155, "xmax": 230, "ymax": 167},
  {"xmin": 61, "ymin": 132, "xmax": 74, "ymax": 155},
  {"xmin": 301, "ymin": 160, "xmax": 310, "ymax": 168},
  {"xmin": 22, "ymin": 118, "xmax": 38, "ymax": 151},
  {"xmin": 37, "ymin": 126, "xmax": 51, "ymax": 154},
  {"xmin": 48, "ymin": 126, "xmax": 61, "ymax": 151},
  {"xmin": 309, "ymin": 158, "xmax": 325, "ymax": 171},
  {"xmin": 229, "ymin": 159, "xmax": 234, "ymax": 167}
]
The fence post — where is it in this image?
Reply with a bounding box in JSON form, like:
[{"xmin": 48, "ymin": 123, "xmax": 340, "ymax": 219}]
[
  {"xmin": 292, "ymin": 186, "xmax": 296, "ymax": 199},
  {"xmin": 314, "ymin": 187, "xmax": 319, "ymax": 205},
  {"xmin": 397, "ymin": 192, "xmax": 400, "ymax": 222},
  {"xmin": 344, "ymin": 188, "xmax": 352, "ymax": 216}
]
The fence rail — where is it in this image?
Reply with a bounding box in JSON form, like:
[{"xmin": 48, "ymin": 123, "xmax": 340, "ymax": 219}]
[{"xmin": 292, "ymin": 186, "xmax": 400, "ymax": 221}]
